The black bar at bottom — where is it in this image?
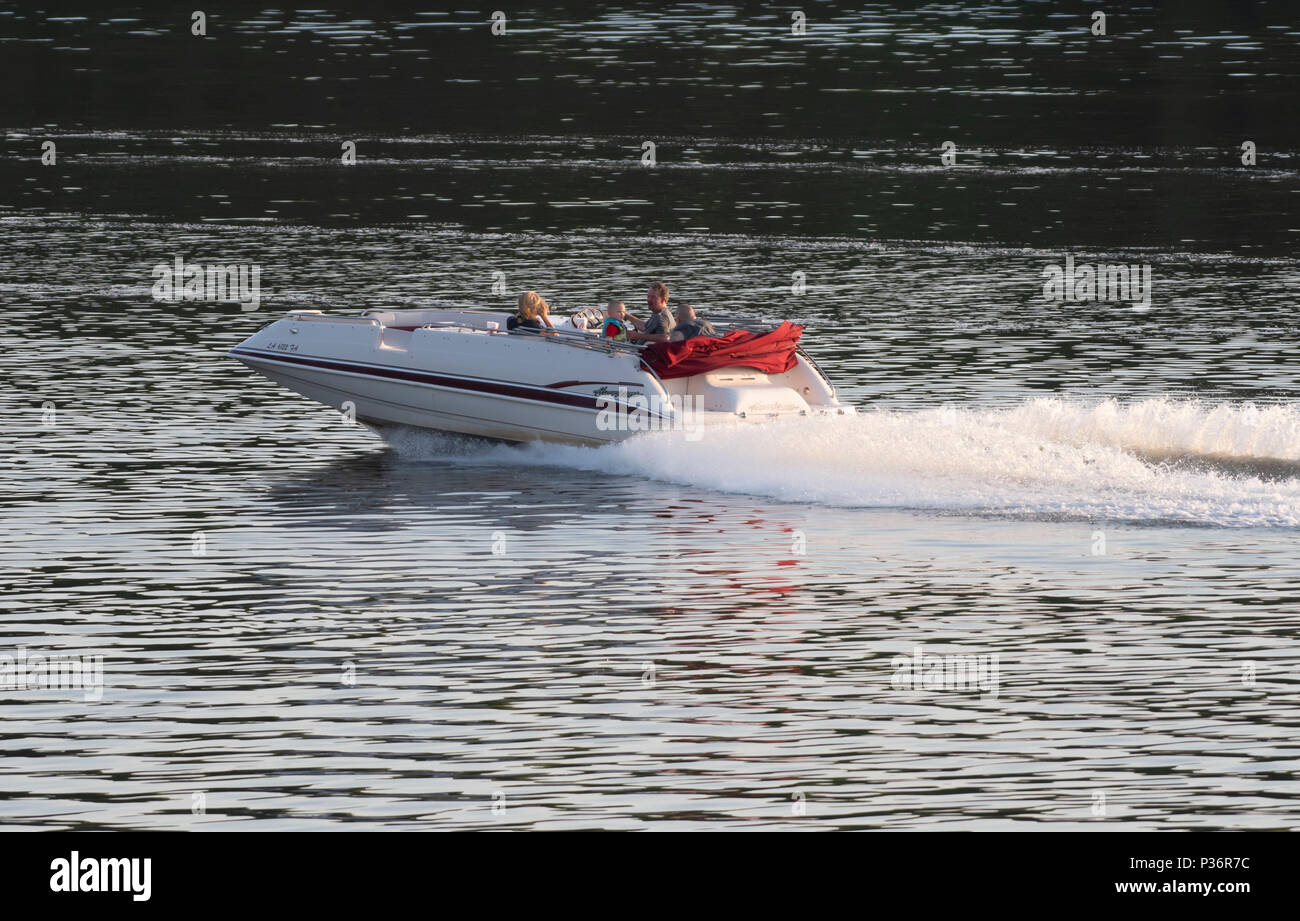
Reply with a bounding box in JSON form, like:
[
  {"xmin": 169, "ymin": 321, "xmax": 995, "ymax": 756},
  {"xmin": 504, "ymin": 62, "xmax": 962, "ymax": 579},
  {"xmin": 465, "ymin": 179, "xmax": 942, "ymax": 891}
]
[{"xmin": 0, "ymin": 831, "xmax": 1285, "ymax": 908}]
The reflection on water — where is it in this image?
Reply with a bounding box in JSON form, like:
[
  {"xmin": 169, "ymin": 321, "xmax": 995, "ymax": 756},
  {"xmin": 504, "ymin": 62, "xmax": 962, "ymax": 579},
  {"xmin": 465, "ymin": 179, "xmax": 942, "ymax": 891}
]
[
  {"xmin": 5, "ymin": 432, "xmax": 1299, "ymax": 829},
  {"xmin": 3, "ymin": 4, "xmax": 1300, "ymax": 829}
]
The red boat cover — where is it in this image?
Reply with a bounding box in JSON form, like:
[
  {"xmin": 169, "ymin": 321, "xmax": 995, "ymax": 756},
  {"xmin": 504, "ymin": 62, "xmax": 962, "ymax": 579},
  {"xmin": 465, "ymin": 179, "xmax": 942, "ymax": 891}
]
[{"xmin": 642, "ymin": 321, "xmax": 804, "ymax": 380}]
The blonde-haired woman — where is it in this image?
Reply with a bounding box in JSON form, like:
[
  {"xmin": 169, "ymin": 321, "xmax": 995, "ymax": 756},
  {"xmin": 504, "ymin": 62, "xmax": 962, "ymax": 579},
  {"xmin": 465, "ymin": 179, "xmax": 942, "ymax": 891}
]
[{"xmin": 508, "ymin": 291, "xmax": 557, "ymax": 334}]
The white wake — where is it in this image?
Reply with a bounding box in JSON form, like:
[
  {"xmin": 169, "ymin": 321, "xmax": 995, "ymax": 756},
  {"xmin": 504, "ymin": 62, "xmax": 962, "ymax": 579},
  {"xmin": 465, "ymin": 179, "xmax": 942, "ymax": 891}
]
[{"xmin": 394, "ymin": 398, "xmax": 1300, "ymax": 527}]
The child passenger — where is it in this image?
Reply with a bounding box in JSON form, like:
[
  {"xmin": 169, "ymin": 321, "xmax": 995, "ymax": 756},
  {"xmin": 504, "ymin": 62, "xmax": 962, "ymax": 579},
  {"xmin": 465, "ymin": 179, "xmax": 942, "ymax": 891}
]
[{"xmin": 601, "ymin": 300, "xmax": 629, "ymax": 341}]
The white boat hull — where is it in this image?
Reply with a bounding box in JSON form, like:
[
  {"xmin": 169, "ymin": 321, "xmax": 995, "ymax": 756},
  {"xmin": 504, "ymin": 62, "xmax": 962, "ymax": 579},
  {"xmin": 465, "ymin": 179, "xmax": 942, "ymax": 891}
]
[{"xmin": 231, "ymin": 308, "xmax": 852, "ymax": 447}]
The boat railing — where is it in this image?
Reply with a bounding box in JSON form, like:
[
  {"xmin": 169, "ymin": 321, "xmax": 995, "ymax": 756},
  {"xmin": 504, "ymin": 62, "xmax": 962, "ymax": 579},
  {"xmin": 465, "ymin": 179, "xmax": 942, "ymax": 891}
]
[
  {"xmin": 794, "ymin": 344, "xmax": 836, "ymax": 397},
  {"xmin": 361, "ymin": 306, "xmax": 508, "ymax": 318},
  {"xmin": 411, "ymin": 319, "xmax": 670, "ymax": 398},
  {"xmin": 288, "ymin": 311, "xmax": 380, "ymax": 326},
  {"xmin": 705, "ymin": 314, "xmax": 772, "ymax": 328},
  {"xmin": 404, "ymin": 319, "xmax": 648, "ymax": 355},
  {"xmin": 510, "ymin": 324, "xmax": 649, "ymax": 355},
  {"xmin": 410, "ymin": 320, "xmax": 501, "ymax": 332}
]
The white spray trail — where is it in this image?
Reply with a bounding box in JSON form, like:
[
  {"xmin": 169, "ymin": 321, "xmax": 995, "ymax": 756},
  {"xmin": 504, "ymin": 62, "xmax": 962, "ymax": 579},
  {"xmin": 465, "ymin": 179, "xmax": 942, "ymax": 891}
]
[{"xmin": 391, "ymin": 398, "xmax": 1300, "ymax": 528}]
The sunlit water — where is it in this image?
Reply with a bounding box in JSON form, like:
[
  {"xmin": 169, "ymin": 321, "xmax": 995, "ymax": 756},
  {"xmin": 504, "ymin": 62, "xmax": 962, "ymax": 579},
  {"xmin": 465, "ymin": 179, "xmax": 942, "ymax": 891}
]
[{"xmin": 2, "ymin": 6, "xmax": 1299, "ymax": 830}]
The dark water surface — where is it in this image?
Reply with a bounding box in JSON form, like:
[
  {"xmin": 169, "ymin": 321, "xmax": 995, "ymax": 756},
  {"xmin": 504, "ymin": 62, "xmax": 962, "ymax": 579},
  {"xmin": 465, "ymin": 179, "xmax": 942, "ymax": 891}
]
[{"xmin": 2, "ymin": 4, "xmax": 1299, "ymax": 829}]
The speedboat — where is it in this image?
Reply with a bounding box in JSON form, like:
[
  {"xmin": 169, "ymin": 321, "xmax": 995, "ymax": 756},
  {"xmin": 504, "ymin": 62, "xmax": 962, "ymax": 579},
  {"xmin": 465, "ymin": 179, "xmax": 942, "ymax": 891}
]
[{"xmin": 229, "ymin": 306, "xmax": 853, "ymax": 446}]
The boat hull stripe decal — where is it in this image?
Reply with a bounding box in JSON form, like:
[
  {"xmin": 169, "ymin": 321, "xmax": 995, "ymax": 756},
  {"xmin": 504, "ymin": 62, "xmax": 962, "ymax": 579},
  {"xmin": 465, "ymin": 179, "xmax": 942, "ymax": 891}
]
[{"xmin": 230, "ymin": 347, "xmax": 666, "ymax": 415}]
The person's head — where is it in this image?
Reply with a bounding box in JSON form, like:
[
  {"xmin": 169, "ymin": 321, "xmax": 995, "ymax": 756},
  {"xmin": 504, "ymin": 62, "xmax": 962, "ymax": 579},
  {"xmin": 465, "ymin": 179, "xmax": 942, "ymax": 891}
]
[
  {"xmin": 674, "ymin": 302, "xmax": 696, "ymax": 324},
  {"xmin": 518, "ymin": 291, "xmax": 549, "ymax": 320},
  {"xmin": 606, "ymin": 300, "xmax": 626, "ymax": 321},
  {"xmin": 647, "ymin": 282, "xmax": 669, "ymax": 313}
]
